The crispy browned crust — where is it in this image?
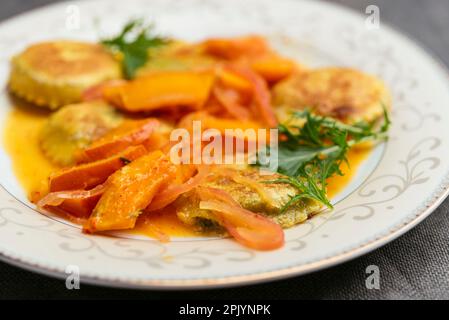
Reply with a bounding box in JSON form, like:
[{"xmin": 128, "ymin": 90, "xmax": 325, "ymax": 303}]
[
  {"xmin": 273, "ymin": 67, "xmax": 391, "ymax": 123},
  {"xmin": 8, "ymin": 41, "xmax": 122, "ymax": 109},
  {"xmin": 175, "ymin": 167, "xmax": 322, "ymax": 234}
]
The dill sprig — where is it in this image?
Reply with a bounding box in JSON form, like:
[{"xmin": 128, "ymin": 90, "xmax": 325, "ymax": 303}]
[{"xmin": 101, "ymin": 19, "xmax": 169, "ymax": 79}]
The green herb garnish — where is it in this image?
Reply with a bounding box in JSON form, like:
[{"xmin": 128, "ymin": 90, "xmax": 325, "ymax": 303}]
[
  {"xmin": 101, "ymin": 19, "xmax": 169, "ymax": 79},
  {"xmin": 261, "ymin": 107, "xmax": 390, "ymax": 211}
]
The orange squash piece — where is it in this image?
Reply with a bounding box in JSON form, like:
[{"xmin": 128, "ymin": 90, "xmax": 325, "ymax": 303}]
[
  {"xmin": 203, "ymin": 114, "xmax": 262, "ymax": 134},
  {"xmin": 82, "ymin": 79, "xmax": 126, "ymax": 101},
  {"xmin": 202, "ymin": 36, "xmax": 270, "ymax": 60},
  {"xmin": 58, "ymin": 192, "xmax": 103, "ymax": 218},
  {"xmin": 85, "ymin": 150, "xmax": 178, "ymax": 232},
  {"xmin": 217, "ymin": 67, "xmax": 252, "ymax": 93},
  {"xmin": 251, "ymin": 56, "xmax": 295, "ymax": 82},
  {"xmin": 77, "ymin": 118, "xmax": 159, "ymax": 163},
  {"xmin": 49, "ymin": 145, "xmax": 147, "ymax": 192},
  {"xmin": 103, "ymin": 71, "xmax": 215, "ymax": 112},
  {"xmin": 142, "ymin": 131, "xmax": 169, "ymax": 152}
]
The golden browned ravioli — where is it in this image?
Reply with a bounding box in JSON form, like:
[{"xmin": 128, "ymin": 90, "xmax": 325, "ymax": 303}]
[
  {"xmin": 40, "ymin": 102, "xmax": 123, "ymax": 166},
  {"xmin": 8, "ymin": 41, "xmax": 122, "ymax": 109},
  {"xmin": 175, "ymin": 167, "xmax": 322, "ymax": 235},
  {"xmin": 272, "ymin": 67, "xmax": 391, "ymax": 123}
]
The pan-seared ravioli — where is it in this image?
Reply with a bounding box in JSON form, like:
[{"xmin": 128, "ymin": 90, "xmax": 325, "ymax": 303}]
[
  {"xmin": 8, "ymin": 41, "xmax": 122, "ymax": 109},
  {"xmin": 39, "ymin": 102, "xmax": 123, "ymax": 166},
  {"xmin": 175, "ymin": 168, "xmax": 322, "ymax": 234},
  {"xmin": 272, "ymin": 67, "xmax": 391, "ymax": 123}
]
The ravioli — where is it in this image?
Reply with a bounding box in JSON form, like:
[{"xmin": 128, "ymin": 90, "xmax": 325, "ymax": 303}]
[
  {"xmin": 175, "ymin": 167, "xmax": 322, "ymax": 234},
  {"xmin": 39, "ymin": 102, "xmax": 123, "ymax": 166},
  {"xmin": 272, "ymin": 67, "xmax": 391, "ymax": 123},
  {"xmin": 8, "ymin": 41, "xmax": 122, "ymax": 109}
]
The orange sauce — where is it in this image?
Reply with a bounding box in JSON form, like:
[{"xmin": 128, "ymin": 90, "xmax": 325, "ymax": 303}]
[
  {"xmin": 3, "ymin": 104, "xmax": 57, "ymax": 199},
  {"xmin": 3, "ymin": 105, "xmax": 370, "ymax": 238},
  {"xmin": 327, "ymin": 147, "xmax": 371, "ymax": 198},
  {"xmin": 133, "ymin": 207, "xmax": 197, "ymax": 237}
]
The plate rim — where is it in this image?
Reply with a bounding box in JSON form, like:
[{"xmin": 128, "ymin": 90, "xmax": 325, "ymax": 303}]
[{"xmin": 0, "ymin": 0, "xmax": 448, "ymax": 289}]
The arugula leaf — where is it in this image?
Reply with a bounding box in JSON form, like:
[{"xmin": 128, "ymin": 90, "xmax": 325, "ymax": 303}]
[
  {"xmin": 277, "ymin": 146, "xmax": 318, "ymax": 176},
  {"xmin": 260, "ymin": 109, "xmax": 390, "ymax": 211},
  {"xmin": 101, "ymin": 19, "xmax": 169, "ymax": 79}
]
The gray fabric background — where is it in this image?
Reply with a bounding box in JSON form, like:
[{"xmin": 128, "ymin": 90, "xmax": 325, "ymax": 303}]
[{"xmin": 0, "ymin": 0, "xmax": 448, "ymax": 300}]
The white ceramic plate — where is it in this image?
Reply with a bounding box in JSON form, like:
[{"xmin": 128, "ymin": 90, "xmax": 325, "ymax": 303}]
[{"xmin": 1, "ymin": 0, "xmax": 449, "ymax": 289}]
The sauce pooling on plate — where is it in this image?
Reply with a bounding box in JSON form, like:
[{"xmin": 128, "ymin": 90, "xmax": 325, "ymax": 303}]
[{"xmin": 3, "ymin": 103, "xmax": 371, "ymax": 237}]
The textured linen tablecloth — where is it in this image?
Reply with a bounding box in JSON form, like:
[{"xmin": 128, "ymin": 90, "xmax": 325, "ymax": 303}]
[{"xmin": 0, "ymin": 0, "xmax": 448, "ymax": 300}]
